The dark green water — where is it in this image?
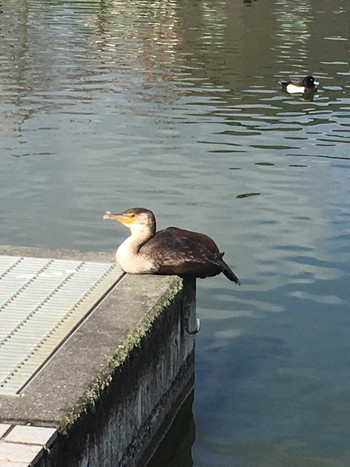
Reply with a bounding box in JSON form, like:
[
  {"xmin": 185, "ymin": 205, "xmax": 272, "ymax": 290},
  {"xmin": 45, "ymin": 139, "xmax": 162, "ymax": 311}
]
[{"xmin": 1, "ymin": 0, "xmax": 350, "ymax": 465}]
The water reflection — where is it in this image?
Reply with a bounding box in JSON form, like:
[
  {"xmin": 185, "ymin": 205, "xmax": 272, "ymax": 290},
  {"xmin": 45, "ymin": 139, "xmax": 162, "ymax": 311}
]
[
  {"xmin": 148, "ymin": 391, "xmax": 195, "ymax": 467},
  {"xmin": 274, "ymin": 0, "xmax": 312, "ymax": 70},
  {"xmin": 0, "ymin": 0, "xmax": 350, "ymax": 465}
]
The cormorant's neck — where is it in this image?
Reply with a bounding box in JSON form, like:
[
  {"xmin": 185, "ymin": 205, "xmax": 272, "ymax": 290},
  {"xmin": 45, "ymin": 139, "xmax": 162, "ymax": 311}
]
[
  {"xmin": 116, "ymin": 226, "xmax": 156, "ymax": 274},
  {"xmin": 129, "ymin": 225, "xmax": 154, "ymax": 251}
]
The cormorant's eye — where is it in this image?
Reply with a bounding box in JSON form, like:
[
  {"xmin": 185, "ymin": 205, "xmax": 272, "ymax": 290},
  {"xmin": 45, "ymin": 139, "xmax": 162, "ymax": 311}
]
[{"xmin": 125, "ymin": 212, "xmax": 135, "ymax": 218}]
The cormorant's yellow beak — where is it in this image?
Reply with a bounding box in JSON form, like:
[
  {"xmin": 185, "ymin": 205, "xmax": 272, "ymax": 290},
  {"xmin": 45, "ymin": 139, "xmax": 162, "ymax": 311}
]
[{"xmin": 103, "ymin": 211, "xmax": 136, "ymax": 225}]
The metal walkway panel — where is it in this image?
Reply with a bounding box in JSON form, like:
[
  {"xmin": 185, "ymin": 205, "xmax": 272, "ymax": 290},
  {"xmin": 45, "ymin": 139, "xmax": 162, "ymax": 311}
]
[{"xmin": 0, "ymin": 256, "xmax": 123, "ymax": 395}]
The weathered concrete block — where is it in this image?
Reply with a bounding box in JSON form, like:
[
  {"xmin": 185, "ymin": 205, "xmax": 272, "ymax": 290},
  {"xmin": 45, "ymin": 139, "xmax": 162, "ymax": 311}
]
[{"xmin": 0, "ymin": 246, "xmax": 196, "ymax": 467}]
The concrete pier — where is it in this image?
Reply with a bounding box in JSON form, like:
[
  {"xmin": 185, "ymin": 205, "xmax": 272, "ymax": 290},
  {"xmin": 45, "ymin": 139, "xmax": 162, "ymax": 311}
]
[{"xmin": 0, "ymin": 246, "xmax": 196, "ymax": 467}]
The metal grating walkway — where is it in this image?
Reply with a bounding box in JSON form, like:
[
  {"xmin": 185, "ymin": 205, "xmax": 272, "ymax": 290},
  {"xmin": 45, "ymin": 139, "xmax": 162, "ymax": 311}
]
[{"xmin": 0, "ymin": 255, "xmax": 123, "ymax": 395}]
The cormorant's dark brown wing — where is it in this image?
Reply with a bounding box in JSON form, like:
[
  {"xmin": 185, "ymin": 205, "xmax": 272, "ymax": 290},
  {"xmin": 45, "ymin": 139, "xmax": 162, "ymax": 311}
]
[{"xmin": 140, "ymin": 227, "xmax": 239, "ymax": 283}]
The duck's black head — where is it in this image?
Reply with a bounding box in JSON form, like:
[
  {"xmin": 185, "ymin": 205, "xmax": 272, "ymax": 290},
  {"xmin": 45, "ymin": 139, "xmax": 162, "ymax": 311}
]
[{"xmin": 302, "ymin": 75, "xmax": 318, "ymax": 89}]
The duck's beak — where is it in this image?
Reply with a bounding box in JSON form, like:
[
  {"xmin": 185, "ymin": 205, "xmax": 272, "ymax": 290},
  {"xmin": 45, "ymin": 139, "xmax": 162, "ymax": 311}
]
[{"xmin": 314, "ymin": 81, "xmax": 319, "ymax": 86}]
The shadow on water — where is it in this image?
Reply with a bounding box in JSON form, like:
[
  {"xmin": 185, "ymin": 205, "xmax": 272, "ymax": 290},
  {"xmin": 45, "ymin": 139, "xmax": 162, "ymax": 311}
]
[{"xmin": 147, "ymin": 391, "xmax": 195, "ymax": 467}]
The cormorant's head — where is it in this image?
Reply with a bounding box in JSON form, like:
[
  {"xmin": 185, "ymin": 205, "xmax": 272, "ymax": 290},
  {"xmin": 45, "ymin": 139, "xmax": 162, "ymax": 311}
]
[{"xmin": 103, "ymin": 208, "xmax": 156, "ymax": 235}]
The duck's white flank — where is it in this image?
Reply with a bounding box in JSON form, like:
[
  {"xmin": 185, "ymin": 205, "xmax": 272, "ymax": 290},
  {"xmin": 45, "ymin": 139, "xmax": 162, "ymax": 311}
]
[{"xmin": 286, "ymin": 83, "xmax": 304, "ymax": 94}]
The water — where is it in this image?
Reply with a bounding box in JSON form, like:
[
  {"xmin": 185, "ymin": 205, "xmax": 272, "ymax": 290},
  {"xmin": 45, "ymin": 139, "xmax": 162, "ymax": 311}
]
[{"xmin": 1, "ymin": 0, "xmax": 350, "ymax": 465}]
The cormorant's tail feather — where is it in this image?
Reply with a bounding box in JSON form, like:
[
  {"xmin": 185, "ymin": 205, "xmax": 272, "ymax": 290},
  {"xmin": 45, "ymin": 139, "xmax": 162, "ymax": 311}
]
[
  {"xmin": 221, "ymin": 260, "xmax": 240, "ymax": 285},
  {"xmin": 215, "ymin": 252, "xmax": 240, "ymax": 285}
]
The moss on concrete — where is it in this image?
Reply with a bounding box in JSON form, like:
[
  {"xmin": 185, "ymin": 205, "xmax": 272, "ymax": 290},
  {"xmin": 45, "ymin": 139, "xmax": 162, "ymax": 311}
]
[{"xmin": 58, "ymin": 276, "xmax": 183, "ymax": 434}]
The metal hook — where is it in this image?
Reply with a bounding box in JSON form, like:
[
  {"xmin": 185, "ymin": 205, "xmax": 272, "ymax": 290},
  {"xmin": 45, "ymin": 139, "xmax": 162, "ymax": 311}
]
[{"xmin": 186, "ymin": 318, "xmax": 201, "ymax": 335}]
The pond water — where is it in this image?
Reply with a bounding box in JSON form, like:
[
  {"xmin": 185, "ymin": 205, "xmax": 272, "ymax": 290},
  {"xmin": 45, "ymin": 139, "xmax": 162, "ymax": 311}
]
[{"xmin": 1, "ymin": 0, "xmax": 350, "ymax": 465}]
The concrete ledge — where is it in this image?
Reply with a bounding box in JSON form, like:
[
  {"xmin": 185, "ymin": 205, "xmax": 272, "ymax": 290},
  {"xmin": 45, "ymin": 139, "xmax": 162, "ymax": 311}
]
[
  {"xmin": 0, "ymin": 246, "xmax": 196, "ymax": 466},
  {"xmin": 0, "ymin": 245, "xmax": 114, "ymax": 263}
]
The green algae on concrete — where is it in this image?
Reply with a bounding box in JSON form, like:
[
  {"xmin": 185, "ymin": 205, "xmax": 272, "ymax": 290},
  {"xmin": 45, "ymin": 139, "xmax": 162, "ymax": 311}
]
[{"xmin": 58, "ymin": 275, "xmax": 183, "ymax": 435}]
